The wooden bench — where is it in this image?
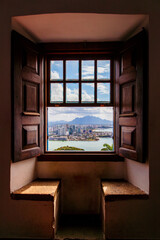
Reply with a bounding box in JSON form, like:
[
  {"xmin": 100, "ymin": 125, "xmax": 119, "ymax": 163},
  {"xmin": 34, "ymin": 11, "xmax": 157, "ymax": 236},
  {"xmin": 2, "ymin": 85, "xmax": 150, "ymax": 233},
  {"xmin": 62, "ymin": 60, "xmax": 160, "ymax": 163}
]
[
  {"xmin": 101, "ymin": 180, "xmax": 149, "ymax": 239},
  {"xmin": 11, "ymin": 179, "xmax": 61, "ymax": 239}
]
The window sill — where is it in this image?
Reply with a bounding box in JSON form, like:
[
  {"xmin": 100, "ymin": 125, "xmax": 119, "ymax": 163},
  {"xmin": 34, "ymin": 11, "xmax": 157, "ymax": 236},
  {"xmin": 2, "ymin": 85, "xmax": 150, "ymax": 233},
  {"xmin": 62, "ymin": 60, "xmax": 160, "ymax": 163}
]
[{"xmin": 37, "ymin": 153, "xmax": 124, "ymax": 162}]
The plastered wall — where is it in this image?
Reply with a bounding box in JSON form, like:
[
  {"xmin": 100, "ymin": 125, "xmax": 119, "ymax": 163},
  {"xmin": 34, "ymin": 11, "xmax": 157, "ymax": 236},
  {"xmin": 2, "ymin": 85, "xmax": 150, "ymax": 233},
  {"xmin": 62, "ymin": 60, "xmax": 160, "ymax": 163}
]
[
  {"xmin": 0, "ymin": 0, "xmax": 160, "ymax": 238},
  {"xmin": 124, "ymin": 159, "xmax": 149, "ymax": 193},
  {"xmin": 10, "ymin": 157, "xmax": 37, "ymax": 192},
  {"xmin": 37, "ymin": 161, "xmax": 124, "ymax": 214}
]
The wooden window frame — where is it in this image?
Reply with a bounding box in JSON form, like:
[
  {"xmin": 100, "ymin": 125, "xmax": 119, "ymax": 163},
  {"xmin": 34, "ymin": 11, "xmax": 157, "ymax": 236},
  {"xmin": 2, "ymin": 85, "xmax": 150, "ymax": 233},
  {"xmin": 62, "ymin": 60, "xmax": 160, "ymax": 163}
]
[
  {"xmin": 41, "ymin": 30, "xmax": 147, "ymax": 162},
  {"xmin": 44, "ymin": 52, "xmax": 117, "ymax": 154},
  {"xmin": 47, "ymin": 54, "xmax": 114, "ymax": 107}
]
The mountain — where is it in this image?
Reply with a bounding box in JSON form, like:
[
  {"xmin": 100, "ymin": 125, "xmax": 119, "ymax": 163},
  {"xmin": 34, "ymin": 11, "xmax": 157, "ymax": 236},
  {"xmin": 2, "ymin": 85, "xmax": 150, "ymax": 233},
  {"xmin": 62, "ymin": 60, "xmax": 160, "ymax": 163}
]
[
  {"xmin": 69, "ymin": 116, "xmax": 112, "ymax": 125},
  {"xmin": 49, "ymin": 115, "xmax": 113, "ymax": 126}
]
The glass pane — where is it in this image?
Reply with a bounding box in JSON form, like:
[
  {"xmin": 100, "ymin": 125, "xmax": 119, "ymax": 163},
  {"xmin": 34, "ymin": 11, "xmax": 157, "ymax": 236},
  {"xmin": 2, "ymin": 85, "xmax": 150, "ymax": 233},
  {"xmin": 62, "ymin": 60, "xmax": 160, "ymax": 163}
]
[
  {"xmin": 50, "ymin": 83, "xmax": 63, "ymax": 103},
  {"xmin": 66, "ymin": 83, "xmax": 79, "ymax": 103},
  {"xmin": 82, "ymin": 83, "xmax": 94, "ymax": 102},
  {"xmin": 47, "ymin": 107, "xmax": 114, "ymax": 152},
  {"xmin": 50, "ymin": 60, "xmax": 63, "ymax": 81},
  {"xmin": 97, "ymin": 60, "xmax": 110, "ymax": 80},
  {"xmin": 82, "ymin": 60, "xmax": 94, "ymax": 80},
  {"xmin": 66, "ymin": 60, "xmax": 79, "ymax": 80},
  {"xmin": 97, "ymin": 83, "xmax": 110, "ymax": 103}
]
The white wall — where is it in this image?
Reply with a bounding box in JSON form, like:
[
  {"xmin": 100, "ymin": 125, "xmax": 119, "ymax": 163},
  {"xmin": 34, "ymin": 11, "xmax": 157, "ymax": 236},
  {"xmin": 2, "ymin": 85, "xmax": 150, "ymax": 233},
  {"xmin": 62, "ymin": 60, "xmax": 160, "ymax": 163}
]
[
  {"xmin": 10, "ymin": 157, "xmax": 37, "ymax": 192},
  {"xmin": 124, "ymin": 159, "xmax": 149, "ymax": 193},
  {"xmin": 0, "ymin": 0, "xmax": 160, "ymax": 238}
]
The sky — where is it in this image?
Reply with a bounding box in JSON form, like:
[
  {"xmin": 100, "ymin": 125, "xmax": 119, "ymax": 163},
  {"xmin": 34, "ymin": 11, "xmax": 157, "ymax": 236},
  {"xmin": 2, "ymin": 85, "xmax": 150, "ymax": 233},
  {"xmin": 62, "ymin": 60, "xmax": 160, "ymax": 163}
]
[
  {"xmin": 50, "ymin": 60, "xmax": 110, "ymax": 103},
  {"xmin": 50, "ymin": 60, "xmax": 110, "ymax": 80},
  {"xmin": 48, "ymin": 107, "xmax": 113, "ymax": 122},
  {"xmin": 66, "ymin": 60, "xmax": 79, "ymax": 80},
  {"xmin": 82, "ymin": 60, "xmax": 94, "ymax": 80},
  {"xmin": 97, "ymin": 60, "xmax": 110, "ymax": 79}
]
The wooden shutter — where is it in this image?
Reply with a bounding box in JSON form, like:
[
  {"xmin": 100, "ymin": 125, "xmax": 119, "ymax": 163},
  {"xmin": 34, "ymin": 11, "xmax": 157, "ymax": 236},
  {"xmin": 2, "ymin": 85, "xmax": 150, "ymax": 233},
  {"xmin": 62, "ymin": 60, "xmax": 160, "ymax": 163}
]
[
  {"xmin": 12, "ymin": 31, "xmax": 44, "ymax": 162},
  {"xmin": 116, "ymin": 30, "xmax": 147, "ymax": 162}
]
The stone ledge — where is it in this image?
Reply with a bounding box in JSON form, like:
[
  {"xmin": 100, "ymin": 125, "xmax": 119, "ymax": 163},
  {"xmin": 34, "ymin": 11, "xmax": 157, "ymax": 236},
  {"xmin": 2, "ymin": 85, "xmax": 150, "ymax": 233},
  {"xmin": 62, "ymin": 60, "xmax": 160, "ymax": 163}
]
[
  {"xmin": 102, "ymin": 180, "xmax": 149, "ymax": 201},
  {"xmin": 11, "ymin": 179, "xmax": 61, "ymax": 201}
]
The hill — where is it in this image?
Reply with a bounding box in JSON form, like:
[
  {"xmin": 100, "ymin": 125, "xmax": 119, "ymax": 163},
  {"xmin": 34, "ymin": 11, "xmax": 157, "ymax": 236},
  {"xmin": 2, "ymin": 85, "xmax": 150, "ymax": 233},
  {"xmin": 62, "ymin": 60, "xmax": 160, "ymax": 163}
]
[{"xmin": 49, "ymin": 115, "xmax": 113, "ymax": 126}]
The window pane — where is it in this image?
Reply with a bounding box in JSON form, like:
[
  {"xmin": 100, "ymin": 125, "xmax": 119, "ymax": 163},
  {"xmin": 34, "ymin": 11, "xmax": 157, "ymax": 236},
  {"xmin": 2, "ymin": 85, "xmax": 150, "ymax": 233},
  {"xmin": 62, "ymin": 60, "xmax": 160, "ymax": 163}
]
[
  {"xmin": 66, "ymin": 60, "xmax": 79, "ymax": 80},
  {"xmin": 50, "ymin": 83, "xmax": 63, "ymax": 103},
  {"xmin": 97, "ymin": 83, "xmax": 110, "ymax": 103},
  {"xmin": 82, "ymin": 83, "xmax": 94, "ymax": 102},
  {"xmin": 47, "ymin": 107, "xmax": 114, "ymax": 152},
  {"xmin": 97, "ymin": 60, "xmax": 110, "ymax": 80},
  {"xmin": 50, "ymin": 60, "xmax": 63, "ymax": 81},
  {"xmin": 82, "ymin": 60, "xmax": 94, "ymax": 80},
  {"xmin": 66, "ymin": 83, "xmax": 79, "ymax": 103}
]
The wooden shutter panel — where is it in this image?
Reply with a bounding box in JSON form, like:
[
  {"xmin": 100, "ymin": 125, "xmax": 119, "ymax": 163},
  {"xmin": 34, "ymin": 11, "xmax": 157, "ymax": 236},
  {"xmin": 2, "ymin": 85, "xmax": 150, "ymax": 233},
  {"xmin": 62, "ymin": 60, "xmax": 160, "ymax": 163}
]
[
  {"xmin": 12, "ymin": 31, "xmax": 44, "ymax": 162},
  {"xmin": 116, "ymin": 30, "xmax": 147, "ymax": 162}
]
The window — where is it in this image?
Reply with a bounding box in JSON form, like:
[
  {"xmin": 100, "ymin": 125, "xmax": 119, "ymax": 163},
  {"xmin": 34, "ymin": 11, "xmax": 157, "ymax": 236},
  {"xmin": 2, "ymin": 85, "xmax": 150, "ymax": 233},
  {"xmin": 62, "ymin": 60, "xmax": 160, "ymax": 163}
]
[
  {"xmin": 47, "ymin": 56, "xmax": 114, "ymax": 152},
  {"xmin": 12, "ymin": 30, "xmax": 146, "ymax": 162}
]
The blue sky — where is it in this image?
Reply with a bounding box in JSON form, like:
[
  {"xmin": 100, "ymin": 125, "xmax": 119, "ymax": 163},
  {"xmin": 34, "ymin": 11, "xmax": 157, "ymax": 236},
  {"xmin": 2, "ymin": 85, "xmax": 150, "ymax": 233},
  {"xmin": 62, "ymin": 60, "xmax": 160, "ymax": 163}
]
[
  {"xmin": 97, "ymin": 60, "xmax": 110, "ymax": 79},
  {"xmin": 82, "ymin": 83, "xmax": 94, "ymax": 102},
  {"xmin": 48, "ymin": 107, "xmax": 113, "ymax": 122},
  {"xmin": 66, "ymin": 83, "xmax": 79, "ymax": 102},
  {"xmin": 82, "ymin": 60, "xmax": 94, "ymax": 80},
  {"xmin": 66, "ymin": 60, "xmax": 79, "ymax": 80},
  {"xmin": 51, "ymin": 82, "xmax": 110, "ymax": 103},
  {"xmin": 50, "ymin": 61, "xmax": 63, "ymax": 80},
  {"xmin": 50, "ymin": 60, "xmax": 110, "ymax": 80},
  {"xmin": 97, "ymin": 83, "xmax": 110, "ymax": 102},
  {"xmin": 50, "ymin": 83, "xmax": 63, "ymax": 102}
]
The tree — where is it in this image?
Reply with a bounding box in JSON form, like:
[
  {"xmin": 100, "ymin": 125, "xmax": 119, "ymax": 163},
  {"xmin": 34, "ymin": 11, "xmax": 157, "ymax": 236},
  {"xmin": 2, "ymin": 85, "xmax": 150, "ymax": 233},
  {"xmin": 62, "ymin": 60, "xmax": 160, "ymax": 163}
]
[
  {"xmin": 101, "ymin": 143, "xmax": 113, "ymax": 151},
  {"xmin": 54, "ymin": 146, "xmax": 84, "ymax": 151}
]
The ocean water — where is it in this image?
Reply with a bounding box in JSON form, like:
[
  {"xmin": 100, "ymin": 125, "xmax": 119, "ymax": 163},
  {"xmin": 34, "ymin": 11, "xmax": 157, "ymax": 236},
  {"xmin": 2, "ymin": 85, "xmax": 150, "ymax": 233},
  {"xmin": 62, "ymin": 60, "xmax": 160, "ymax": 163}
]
[{"xmin": 48, "ymin": 137, "xmax": 114, "ymax": 151}]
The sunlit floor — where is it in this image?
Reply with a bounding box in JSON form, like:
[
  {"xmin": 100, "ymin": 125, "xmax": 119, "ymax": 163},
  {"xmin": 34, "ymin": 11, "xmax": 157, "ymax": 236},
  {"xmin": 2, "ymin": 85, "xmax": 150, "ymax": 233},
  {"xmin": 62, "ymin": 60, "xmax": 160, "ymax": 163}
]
[{"xmin": 55, "ymin": 214, "xmax": 103, "ymax": 240}]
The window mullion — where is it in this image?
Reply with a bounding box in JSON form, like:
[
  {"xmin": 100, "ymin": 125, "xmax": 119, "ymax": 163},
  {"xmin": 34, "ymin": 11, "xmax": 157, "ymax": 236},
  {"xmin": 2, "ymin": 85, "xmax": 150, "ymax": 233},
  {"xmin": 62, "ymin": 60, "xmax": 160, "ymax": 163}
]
[
  {"xmin": 79, "ymin": 60, "xmax": 81, "ymax": 104},
  {"xmin": 48, "ymin": 59, "xmax": 51, "ymax": 106},
  {"xmin": 95, "ymin": 60, "xmax": 97, "ymax": 103},
  {"xmin": 63, "ymin": 60, "xmax": 66, "ymax": 103}
]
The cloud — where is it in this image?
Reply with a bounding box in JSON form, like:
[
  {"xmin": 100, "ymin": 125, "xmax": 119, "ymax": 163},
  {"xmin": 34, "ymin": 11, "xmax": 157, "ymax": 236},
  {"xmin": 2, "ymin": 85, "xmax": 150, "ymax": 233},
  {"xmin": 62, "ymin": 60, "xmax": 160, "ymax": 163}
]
[
  {"xmin": 97, "ymin": 65, "xmax": 110, "ymax": 74},
  {"xmin": 84, "ymin": 83, "xmax": 94, "ymax": 87},
  {"xmin": 97, "ymin": 61, "xmax": 110, "ymax": 79},
  {"xmin": 48, "ymin": 106, "xmax": 113, "ymax": 122},
  {"xmin": 82, "ymin": 65, "xmax": 94, "ymax": 79},
  {"xmin": 82, "ymin": 89, "xmax": 94, "ymax": 102},
  {"xmin": 51, "ymin": 83, "xmax": 63, "ymax": 102},
  {"xmin": 51, "ymin": 61, "xmax": 62, "ymax": 67},
  {"xmin": 82, "ymin": 62, "xmax": 110, "ymax": 79},
  {"xmin": 51, "ymin": 70, "xmax": 60, "ymax": 80},
  {"xmin": 82, "ymin": 75, "xmax": 94, "ymax": 79},
  {"xmin": 98, "ymin": 83, "xmax": 110, "ymax": 95},
  {"xmin": 97, "ymin": 74, "xmax": 108, "ymax": 79},
  {"xmin": 82, "ymin": 66, "xmax": 94, "ymax": 75},
  {"xmin": 98, "ymin": 60, "xmax": 110, "ymax": 69},
  {"xmin": 49, "ymin": 107, "xmax": 113, "ymax": 115},
  {"xmin": 66, "ymin": 86, "xmax": 79, "ymax": 102},
  {"xmin": 49, "ymin": 107, "xmax": 79, "ymax": 115}
]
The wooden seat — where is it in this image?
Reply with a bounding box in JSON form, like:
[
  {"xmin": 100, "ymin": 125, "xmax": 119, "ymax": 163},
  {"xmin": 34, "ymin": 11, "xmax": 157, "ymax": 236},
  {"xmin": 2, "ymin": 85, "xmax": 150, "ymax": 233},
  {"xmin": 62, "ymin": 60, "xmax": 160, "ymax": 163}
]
[
  {"xmin": 101, "ymin": 180, "xmax": 149, "ymax": 239},
  {"xmin": 102, "ymin": 180, "xmax": 148, "ymax": 201},
  {"xmin": 11, "ymin": 179, "xmax": 60, "ymax": 201},
  {"xmin": 11, "ymin": 179, "xmax": 61, "ymax": 239}
]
